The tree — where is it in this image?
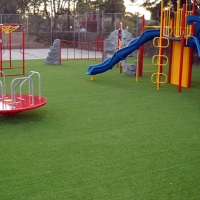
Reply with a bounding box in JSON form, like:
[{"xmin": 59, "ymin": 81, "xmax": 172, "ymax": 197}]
[
  {"xmin": 102, "ymin": 0, "xmax": 126, "ymax": 29},
  {"xmin": 76, "ymin": 0, "xmax": 126, "ymax": 31},
  {"xmin": 76, "ymin": 0, "xmax": 109, "ymax": 14},
  {"xmin": 0, "ymin": 0, "xmax": 17, "ymax": 14},
  {"xmin": 136, "ymin": 0, "xmax": 200, "ymax": 21},
  {"xmin": 28, "ymin": 0, "xmax": 44, "ymax": 14},
  {"xmin": 29, "ymin": 0, "xmax": 71, "ymax": 31},
  {"xmin": 76, "ymin": 0, "xmax": 90, "ymax": 14},
  {"xmin": 0, "ymin": 0, "xmax": 30, "ymax": 23},
  {"xmin": 0, "ymin": 0, "xmax": 30, "ymax": 14}
]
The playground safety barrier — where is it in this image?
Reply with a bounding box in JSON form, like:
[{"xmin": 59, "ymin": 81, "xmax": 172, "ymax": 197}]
[{"xmin": 60, "ymin": 40, "xmax": 104, "ymax": 63}]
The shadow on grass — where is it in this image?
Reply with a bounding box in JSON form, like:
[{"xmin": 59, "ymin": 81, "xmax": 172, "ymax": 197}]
[{"xmin": 0, "ymin": 109, "xmax": 48, "ymax": 123}]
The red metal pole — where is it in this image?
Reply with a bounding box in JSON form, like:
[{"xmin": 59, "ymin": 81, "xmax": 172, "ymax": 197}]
[
  {"xmin": 102, "ymin": 39, "xmax": 104, "ymax": 61},
  {"xmin": 60, "ymin": 40, "xmax": 62, "ymax": 64},
  {"xmin": 118, "ymin": 22, "xmax": 122, "ymax": 72},
  {"xmin": 22, "ymin": 25, "xmax": 25, "ymax": 75},
  {"xmin": 168, "ymin": 40, "xmax": 173, "ymax": 83},
  {"xmin": 168, "ymin": 10, "xmax": 175, "ymax": 83},
  {"xmin": 139, "ymin": 15, "xmax": 145, "ymax": 76},
  {"xmin": 68, "ymin": 41, "xmax": 70, "ymax": 60},
  {"xmin": 0, "ymin": 25, "xmax": 2, "ymax": 72},
  {"xmin": 188, "ymin": 0, "xmax": 196, "ymax": 87},
  {"xmin": 86, "ymin": 42, "xmax": 89, "ymax": 60},
  {"xmin": 88, "ymin": 43, "xmax": 90, "ymax": 60},
  {"xmin": 9, "ymin": 31, "xmax": 12, "ymax": 68},
  {"xmin": 95, "ymin": 41, "xmax": 97, "ymax": 61},
  {"xmin": 74, "ymin": 41, "xmax": 75, "ymax": 59},
  {"xmin": 81, "ymin": 42, "xmax": 83, "ymax": 59},
  {"xmin": 95, "ymin": 40, "xmax": 97, "ymax": 52},
  {"xmin": 178, "ymin": 4, "xmax": 186, "ymax": 92}
]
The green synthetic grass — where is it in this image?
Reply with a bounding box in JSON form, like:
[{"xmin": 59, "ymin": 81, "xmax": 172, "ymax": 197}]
[
  {"xmin": 2, "ymin": 60, "xmax": 24, "ymax": 76},
  {"xmin": 0, "ymin": 59, "xmax": 200, "ymax": 199}
]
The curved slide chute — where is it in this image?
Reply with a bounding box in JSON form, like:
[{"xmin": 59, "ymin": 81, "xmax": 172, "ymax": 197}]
[
  {"xmin": 187, "ymin": 15, "xmax": 200, "ymax": 57},
  {"xmin": 86, "ymin": 29, "xmax": 160, "ymax": 75},
  {"xmin": 188, "ymin": 37, "xmax": 200, "ymax": 57}
]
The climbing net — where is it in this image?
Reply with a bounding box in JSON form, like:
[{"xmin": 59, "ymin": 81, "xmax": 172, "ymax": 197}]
[{"xmin": 1, "ymin": 25, "xmax": 19, "ymax": 34}]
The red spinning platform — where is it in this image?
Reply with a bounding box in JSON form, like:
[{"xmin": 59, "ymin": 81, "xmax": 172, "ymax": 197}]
[{"xmin": 0, "ymin": 94, "xmax": 47, "ymax": 116}]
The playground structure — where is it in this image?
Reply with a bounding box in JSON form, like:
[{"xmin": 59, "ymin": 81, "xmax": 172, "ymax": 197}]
[
  {"xmin": 139, "ymin": 0, "xmax": 199, "ymax": 92},
  {"xmin": 0, "ymin": 71, "xmax": 47, "ymax": 116},
  {"xmin": 0, "ymin": 24, "xmax": 25, "ymax": 76},
  {"xmin": 86, "ymin": 29, "xmax": 160, "ymax": 77},
  {"xmin": 0, "ymin": 24, "xmax": 47, "ymax": 116},
  {"xmin": 60, "ymin": 35, "xmax": 104, "ymax": 64},
  {"xmin": 86, "ymin": 0, "xmax": 200, "ymax": 92}
]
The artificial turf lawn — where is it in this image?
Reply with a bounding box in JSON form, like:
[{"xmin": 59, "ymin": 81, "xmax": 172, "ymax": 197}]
[{"xmin": 0, "ymin": 59, "xmax": 200, "ymax": 199}]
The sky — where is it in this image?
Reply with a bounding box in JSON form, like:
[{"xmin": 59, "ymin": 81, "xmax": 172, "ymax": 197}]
[{"xmin": 124, "ymin": 0, "xmax": 151, "ymax": 20}]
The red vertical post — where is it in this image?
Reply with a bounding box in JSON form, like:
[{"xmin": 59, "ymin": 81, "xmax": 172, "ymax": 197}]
[
  {"xmin": 22, "ymin": 25, "xmax": 25, "ymax": 75},
  {"xmin": 188, "ymin": 0, "xmax": 196, "ymax": 88},
  {"xmin": 139, "ymin": 15, "xmax": 145, "ymax": 76},
  {"xmin": 118, "ymin": 22, "xmax": 123, "ymax": 73},
  {"xmin": 95, "ymin": 41, "xmax": 97, "ymax": 61},
  {"xmin": 178, "ymin": 4, "xmax": 186, "ymax": 92},
  {"xmin": 80, "ymin": 42, "xmax": 82, "ymax": 60},
  {"xmin": 102, "ymin": 39, "xmax": 104, "ymax": 61},
  {"xmin": 73, "ymin": 41, "xmax": 75, "ymax": 59},
  {"xmin": 9, "ymin": 31, "xmax": 12, "ymax": 68},
  {"xmin": 60, "ymin": 40, "xmax": 62, "ymax": 64},
  {"xmin": 188, "ymin": 48, "xmax": 193, "ymax": 88},
  {"xmin": 66, "ymin": 41, "xmax": 68, "ymax": 60},
  {"xmin": 168, "ymin": 9, "xmax": 175, "ymax": 84},
  {"xmin": 0, "ymin": 25, "xmax": 2, "ymax": 72},
  {"xmin": 95, "ymin": 40, "xmax": 97, "ymax": 52},
  {"xmin": 67, "ymin": 41, "xmax": 69, "ymax": 60},
  {"xmin": 118, "ymin": 22, "xmax": 122, "ymax": 51},
  {"xmin": 168, "ymin": 40, "xmax": 173, "ymax": 83},
  {"xmin": 88, "ymin": 43, "xmax": 90, "ymax": 60}
]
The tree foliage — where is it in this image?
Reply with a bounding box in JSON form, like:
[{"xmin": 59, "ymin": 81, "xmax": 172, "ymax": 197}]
[
  {"xmin": 76, "ymin": 0, "xmax": 125, "ymax": 14},
  {"xmin": 136, "ymin": 0, "xmax": 200, "ymax": 20},
  {"xmin": 103, "ymin": 0, "xmax": 125, "ymax": 13},
  {"xmin": 76, "ymin": 0, "xmax": 125, "ymax": 30},
  {"xmin": 76, "ymin": 0, "xmax": 90, "ymax": 14},
  {"xmin": 0, "ymin": 0, "xmax": 29, "ymax": 14}
]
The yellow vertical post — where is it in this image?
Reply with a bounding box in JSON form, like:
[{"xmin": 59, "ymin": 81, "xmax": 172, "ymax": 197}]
[
  {"xmin": 156, "ymin": 0, "xmax": 164, "ymax": 90},
  {"xmin": 90, "ymin": 75, "xmax": 94, "ymax": 81}
]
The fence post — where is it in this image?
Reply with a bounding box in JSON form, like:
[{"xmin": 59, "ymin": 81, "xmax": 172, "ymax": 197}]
[
  {"xmin": 102, "ymin": 11, "xmax": 104, "ymax": 35},
  {"xmin": 97, "ymin": 11, "xmax": 99, "ymax": 35},
  {"xmin": 26, "ymin": 16, "xmax": 28, "ymax": 48},
  {"xmin": 115, "ymin": 13, "xmax": 117, "ymax": 30},
  {"xmin": 73, "ymin": 15, "xmax": 75, "ymax": 40},
  {"xmin": 136, "ymin": 17, "xmax": 139, "ymax": 36},
  {"xmin": 51, "ymin": 16, "xmax": 53, "ymax": 44},
  {"xmin": 85, "ymin": 13, "xmax": 87, "ymax": 42}
]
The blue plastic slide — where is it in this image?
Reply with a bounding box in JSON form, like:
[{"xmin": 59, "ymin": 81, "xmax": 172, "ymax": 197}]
[
  {"xmin": 86, "ymin": 29, "xmax": 160, "ymax": 75},
  {"xmin": 186, "ymin": 15, "xmax": 200, "ymax": 57},
  {"xmin": 187, "ymin": 37, "xmax": 200, "ymax": 57},
  {"xmin": 187, "ymin": 15, "xmax": 200, "ymax": 25}
]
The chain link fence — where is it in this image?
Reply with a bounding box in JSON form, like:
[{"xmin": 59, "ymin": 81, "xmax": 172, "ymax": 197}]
[
  {"xmin": 1, "ymin": 12, "xmax": 199, "ymax": 64},
  {"xmin": 0, "ymin": 12, "xmax": 143, "ymax": 48}
]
